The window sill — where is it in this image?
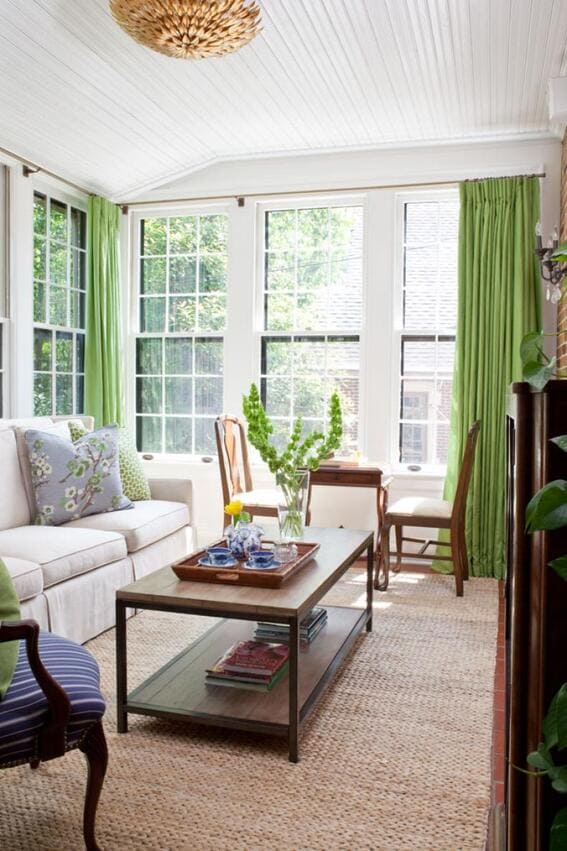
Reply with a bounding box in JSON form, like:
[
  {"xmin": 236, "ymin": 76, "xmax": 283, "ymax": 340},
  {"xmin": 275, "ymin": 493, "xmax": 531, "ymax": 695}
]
[{"xmin": 388, "ymin": 465, "xmax": 446, "ymax": 480}]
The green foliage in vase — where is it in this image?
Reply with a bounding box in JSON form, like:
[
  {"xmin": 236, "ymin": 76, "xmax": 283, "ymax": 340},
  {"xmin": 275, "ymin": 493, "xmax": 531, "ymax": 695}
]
[{"xmin": 242, "ymin": 383, "xmax": 343, "ymax": 489}]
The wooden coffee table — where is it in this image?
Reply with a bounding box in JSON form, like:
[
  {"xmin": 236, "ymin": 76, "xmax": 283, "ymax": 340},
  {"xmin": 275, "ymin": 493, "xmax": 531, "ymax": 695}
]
[{"xmin": 115, "ymin": 527, "xmax": 374, "ymax": 762}]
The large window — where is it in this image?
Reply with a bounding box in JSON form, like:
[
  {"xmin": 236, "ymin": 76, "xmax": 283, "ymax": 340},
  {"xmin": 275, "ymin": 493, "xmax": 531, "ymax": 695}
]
[
  {"xmin": 33, "ymin": 192, "xmax": 86, "ymax": 415},
  {"xmin": 398, "ymin": 194, "xmax": 459, "ymax": 465},
  {"xmin": 260, "ymin": 204, "xmax": 363, "ymax": 453},
  {"xmin": 136, "ymin": 213, "xmax": 227, "ymax": 454}
]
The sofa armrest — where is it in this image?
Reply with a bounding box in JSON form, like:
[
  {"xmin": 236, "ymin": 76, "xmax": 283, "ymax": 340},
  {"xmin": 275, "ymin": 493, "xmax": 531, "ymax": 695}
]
[{"xmin": 147, "ymin": 477, "xmax": 193, "ymax": 520}]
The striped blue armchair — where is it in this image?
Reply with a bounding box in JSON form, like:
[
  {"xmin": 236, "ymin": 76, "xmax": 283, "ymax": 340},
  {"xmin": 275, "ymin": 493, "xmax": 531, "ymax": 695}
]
[{"xmin": 0, "ymin": 620, "xmax": 107, "ymax": 851}]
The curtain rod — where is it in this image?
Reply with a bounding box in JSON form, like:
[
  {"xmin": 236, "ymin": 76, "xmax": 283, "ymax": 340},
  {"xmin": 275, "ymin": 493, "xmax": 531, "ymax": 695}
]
[
  {"xmin": 0, "ymin": 144, "xmax": 91, "ymax": 197},
  {"xmin": 119, "ymin": 171, "xmax": 546, "ymax": 211}
]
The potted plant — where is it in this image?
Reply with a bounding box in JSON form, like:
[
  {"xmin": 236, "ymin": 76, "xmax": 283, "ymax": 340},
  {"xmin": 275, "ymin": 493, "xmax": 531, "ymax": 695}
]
[
  {"xmin": 242, "ymin": 384, "xmax": 343, "ymax": 541},
  {"xmin": 520, "ymin": 325, "xmax": 567, "ymax": 849}
]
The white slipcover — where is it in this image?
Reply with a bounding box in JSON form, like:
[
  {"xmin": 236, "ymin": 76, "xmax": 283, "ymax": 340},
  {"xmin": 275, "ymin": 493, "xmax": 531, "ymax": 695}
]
[
  {"xmin": 0, "ymin": 430, "xmax": 31, "ymax": 530},
  {"xmin": 63, "ymin": 500, "xmax": 190, "ymax": 553},
  {"xmin": 2, "ymin": 556, "xmax": 43, "ymax": 601},
  {"xmin": 0, "ymin": 526, "xmax": 127, "ymax": 587}
]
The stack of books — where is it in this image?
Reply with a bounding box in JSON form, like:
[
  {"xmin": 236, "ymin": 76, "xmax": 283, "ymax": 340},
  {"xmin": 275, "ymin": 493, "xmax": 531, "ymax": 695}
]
[
  {"xmin": 205, "ymin": 640, "xmax": 289, "ymax": 692},
  {"xmin": 254, "ymin": 606, "xmax": 328, "ymax": 646}
]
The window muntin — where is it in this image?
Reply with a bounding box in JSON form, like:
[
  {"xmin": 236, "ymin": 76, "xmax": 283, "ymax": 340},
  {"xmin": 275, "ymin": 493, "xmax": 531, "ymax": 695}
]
[
  {"xmin": 261, "ymin": 205, "xmax": 363, "ymax": 453},
  {"xmin": 136, "ymin": 213, "xmax": 228, "ymax": 454},
  {"xmin": 398, "ymin": 197, "xmax": 458, "ymax": 466},
  {"xmin": 33, "ymin": 192, "xmax": 86, "ymax": 416},
  {"xmin": 140, "ymin": 215, "xmax": 227, "ymax": 334}
]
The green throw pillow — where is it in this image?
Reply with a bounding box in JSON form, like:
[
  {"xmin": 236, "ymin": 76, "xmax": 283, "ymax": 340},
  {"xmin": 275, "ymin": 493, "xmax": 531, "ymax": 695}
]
[
  {"xmin": 0, "ymin": 559, "xmax": 21, "ymax": 700},
  {"xmin": 68, "ymin": 422, "xmax": 151, "ymax": 502}
]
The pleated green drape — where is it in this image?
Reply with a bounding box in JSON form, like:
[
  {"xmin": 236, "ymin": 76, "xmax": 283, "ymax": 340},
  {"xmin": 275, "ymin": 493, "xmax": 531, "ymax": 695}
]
[
  {"xmin": 84, "ymin": 196, "xmax": 124, "ymax": 427},
  {"xmin": 441, "ymin": 176, "xmax": 541, "ymax": 579}
]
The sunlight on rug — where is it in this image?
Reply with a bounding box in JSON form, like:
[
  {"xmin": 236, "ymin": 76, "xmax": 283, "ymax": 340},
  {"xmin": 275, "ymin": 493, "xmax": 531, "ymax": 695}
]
[{"xmin": 0, "ymin": 570, "xmax": 498, "ymax": 851}]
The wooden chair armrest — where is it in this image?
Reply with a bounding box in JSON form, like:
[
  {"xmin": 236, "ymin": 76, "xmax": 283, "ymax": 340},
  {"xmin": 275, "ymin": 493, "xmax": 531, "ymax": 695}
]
[{"xmin": 0, "ymin": 620, "xmax": 70, "ymax": 761}]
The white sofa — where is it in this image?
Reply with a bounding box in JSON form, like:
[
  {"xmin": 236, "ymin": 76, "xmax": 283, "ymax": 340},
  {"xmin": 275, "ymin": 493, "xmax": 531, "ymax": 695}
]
[{"xmin": 0, "ymin": 416, "xmax": 195, "ymax": 644}]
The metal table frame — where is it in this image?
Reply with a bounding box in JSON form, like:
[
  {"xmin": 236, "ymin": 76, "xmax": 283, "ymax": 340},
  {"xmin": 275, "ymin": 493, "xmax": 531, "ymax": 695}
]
[{"xmin": 115, "ymin": 534, "xmax": 374, "ymax": 763}]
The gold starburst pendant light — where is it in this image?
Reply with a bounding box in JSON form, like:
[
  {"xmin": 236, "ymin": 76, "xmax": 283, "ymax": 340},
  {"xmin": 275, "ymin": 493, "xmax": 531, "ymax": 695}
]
[{"xmin": 110, "ymin": 0, "xmax": 262, "ymax": 60}]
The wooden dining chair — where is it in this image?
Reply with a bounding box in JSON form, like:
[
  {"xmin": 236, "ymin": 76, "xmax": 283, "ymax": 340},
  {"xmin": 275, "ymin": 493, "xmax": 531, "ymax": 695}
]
[
  {"xmin": 380, "ymin": 421, "xmax": 480, "ymax": 596},
  {"xmin": 215, "ymin": 415, "xmax": 281, "ymax": 528}
]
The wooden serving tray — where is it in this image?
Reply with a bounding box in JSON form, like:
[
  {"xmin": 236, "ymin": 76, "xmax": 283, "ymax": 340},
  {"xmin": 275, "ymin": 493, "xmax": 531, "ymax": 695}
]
[{"xmin": 171, "ymin": 540, "xmax": 320, "ymax": 588}]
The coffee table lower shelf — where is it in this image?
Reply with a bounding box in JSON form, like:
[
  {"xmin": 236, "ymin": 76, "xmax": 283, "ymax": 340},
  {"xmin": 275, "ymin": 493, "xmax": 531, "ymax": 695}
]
[{"xmin": 123, "ymin": 605, "xmax": 366, "ymax": 754}]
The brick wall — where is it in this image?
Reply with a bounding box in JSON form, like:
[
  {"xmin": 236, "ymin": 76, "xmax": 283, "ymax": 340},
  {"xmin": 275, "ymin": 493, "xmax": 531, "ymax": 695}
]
[{"xmin": 558, "ymin": 130, "xmax": 567, "ymax": 367}]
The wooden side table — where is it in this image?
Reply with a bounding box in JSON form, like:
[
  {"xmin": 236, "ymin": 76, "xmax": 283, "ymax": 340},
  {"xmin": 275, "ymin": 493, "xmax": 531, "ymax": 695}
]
[{"xmin": 306, "ymin": 463, "xmax": 392, "ymax": 591}]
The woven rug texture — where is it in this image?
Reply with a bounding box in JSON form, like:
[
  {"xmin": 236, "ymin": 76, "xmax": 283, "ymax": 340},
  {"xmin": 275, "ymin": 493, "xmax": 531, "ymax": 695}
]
[{"xmin": 0, "ymin": 569, "xmax": 498, "ymax": 851}]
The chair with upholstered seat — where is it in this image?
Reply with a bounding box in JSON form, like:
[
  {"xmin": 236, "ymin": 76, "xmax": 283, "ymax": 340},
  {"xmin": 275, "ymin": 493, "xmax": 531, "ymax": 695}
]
[
  {"xmin": 380, "ymin": 421, "xmax": 480, "ymax": 596},
  {"xmin": 0, "ymin": 620, "xmax": 107, "ymax": 850},
  {"xmin": 215, "ymin": 414, "xmax": 281, "ymax": 528}
]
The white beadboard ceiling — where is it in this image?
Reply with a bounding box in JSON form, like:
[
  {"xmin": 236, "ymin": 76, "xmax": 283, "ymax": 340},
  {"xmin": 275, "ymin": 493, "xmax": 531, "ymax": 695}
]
[{"xmin": 0, "ymin": 0, "xmax": 566, "ymax": 199}]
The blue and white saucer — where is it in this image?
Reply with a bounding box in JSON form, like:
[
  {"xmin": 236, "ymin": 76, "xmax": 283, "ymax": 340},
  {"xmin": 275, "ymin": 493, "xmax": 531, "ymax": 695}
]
[
  {"xmin": 198, "ymin": 556, "xmax": 239, "ymax": 568},
  {"xmin": 243, "ymin": 559, "xmax": 281, "ymax": 571}
]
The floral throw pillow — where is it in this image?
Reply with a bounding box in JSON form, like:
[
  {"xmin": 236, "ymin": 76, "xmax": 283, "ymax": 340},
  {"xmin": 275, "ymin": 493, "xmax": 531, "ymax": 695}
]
[{"xmin": 24, "ymin": 425, "xmax": 133, "ymax": 526}]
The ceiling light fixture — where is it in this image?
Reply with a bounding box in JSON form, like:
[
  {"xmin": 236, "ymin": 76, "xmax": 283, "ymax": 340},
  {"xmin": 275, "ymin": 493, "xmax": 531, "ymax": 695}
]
[{"xmin": 109, "ymin": 0, "xmax": 262, "ymax": 60}]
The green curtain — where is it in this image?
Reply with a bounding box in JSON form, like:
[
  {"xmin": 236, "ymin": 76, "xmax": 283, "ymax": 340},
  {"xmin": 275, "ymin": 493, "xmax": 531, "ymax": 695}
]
[
  {"xmin": 84, "ymin": 196, "xmax": 124, "ymax": 427},
  {"xmin": 441, "ymin": 176, "xmax": 541, "ymax": 579}
]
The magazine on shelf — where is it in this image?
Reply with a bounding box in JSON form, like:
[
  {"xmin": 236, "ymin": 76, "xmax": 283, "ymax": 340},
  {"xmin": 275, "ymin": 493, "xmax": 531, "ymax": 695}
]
[
  {"xmin": 215, "ymin": 640, "xmax": 289, "ymax": 677},
  {"xmin": 255, "ymin": 615, "xmax": 327, "ymax": 646},
  {"xmin": 257, "ymin": 606, "xmax": 327, "ymax": 634},
  {"xmin": 205, "ymin": 661, "xmax": 289, "ymax": 692}
]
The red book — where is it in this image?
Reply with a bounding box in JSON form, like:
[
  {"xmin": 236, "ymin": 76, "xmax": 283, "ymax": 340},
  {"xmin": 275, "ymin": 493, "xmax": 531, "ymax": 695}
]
[{"xmin": 221, "ymin": 640, "xmax": 289, "ymax": 676}]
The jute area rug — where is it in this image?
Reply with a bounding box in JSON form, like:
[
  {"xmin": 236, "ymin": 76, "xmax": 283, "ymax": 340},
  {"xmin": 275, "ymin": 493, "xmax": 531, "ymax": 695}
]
[{"xmin": 0, "ymin": 569, "xmax": 498, "ymax": 851}]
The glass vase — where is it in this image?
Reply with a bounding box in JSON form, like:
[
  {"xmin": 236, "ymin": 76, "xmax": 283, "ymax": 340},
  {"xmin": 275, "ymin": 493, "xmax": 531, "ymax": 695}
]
[{"xmin": 277, "ymin": 469, "xmax": 310, "ymax": 542}]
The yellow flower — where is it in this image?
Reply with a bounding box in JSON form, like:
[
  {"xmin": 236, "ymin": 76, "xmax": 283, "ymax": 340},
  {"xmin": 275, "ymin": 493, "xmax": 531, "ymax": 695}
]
[{"xmin": 224, "ymin": 499, "xmax": 244, "ymax": 517}]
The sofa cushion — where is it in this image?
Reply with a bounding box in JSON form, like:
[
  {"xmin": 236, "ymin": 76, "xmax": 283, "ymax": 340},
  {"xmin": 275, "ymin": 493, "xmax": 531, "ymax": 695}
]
[
  {"xmin": 68, "ymin": 421, "xmax": 152, "ymax": 502},
  {"xmin": 23, "ymin": 425, "xmax": 133, "ymax": 525},
  {"xmin": 0, "ymin": 430, "xmax": 31, "ymax": 530},
  {"xmin": 14, "ymin": 420, "xmax": 87, "ymax": 519},
  {"xmin": 2, "ymin": 557, "xmax": 43, "ymax": 602},
  {"xmin": 0, "ymin": 632, "xmax": 105, "ymax": 766},
  {"xmin": 0, "ymin": 526, "xmax": 127, "ymax": 588},
  {"xmin": 64, "ymin": 500, "xmax": 190, "ymax": 553}
]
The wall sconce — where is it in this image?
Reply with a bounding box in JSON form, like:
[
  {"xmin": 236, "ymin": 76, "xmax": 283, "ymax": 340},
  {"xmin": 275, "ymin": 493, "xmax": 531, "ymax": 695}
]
[{"xmin": 535, "ymin": 222, "xmax": 567, "ymax": 303}]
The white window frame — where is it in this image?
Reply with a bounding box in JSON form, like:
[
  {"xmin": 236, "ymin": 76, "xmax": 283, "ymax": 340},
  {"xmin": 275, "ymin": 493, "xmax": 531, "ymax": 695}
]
[
  {"xmin": 129, "ymin": 201, "xmax": 231, "ymax": 460},
  {"xmin": 390, "ymin": 188, "xmax": 459, "ymax": 473},
  {"xmin": 254, "ymin": 194, "xmax": 368, "ymax": 457},
  {"xmin": 31, "ymin": 181, "xmax": 87, "ymax": 417}
]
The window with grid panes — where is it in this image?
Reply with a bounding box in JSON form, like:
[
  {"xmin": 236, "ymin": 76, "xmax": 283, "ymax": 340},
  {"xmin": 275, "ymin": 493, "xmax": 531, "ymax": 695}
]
[
  {"xmin": 398, "ymin": 195, "xmax": 459, "ymax": 465},
  {"xmin": 33, "ymin": 192, "xmax": 86, "ymax": 416},
  {"xmin": 260, "ymin": 205, "xmax": 363, "ymax": 453},
  {"xmin": 136, "ymin": 214, "xmax": 227, "ymax": 454}
]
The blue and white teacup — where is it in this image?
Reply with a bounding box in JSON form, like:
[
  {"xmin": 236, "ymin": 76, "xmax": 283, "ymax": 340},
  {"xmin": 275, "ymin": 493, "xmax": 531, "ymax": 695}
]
[
  {"xmin": 248, "ymin": 550, "xmax": 274, "ymax": 567},
  {"xmin": 206, "ymin": 546, "xmax": 232, "ymax": 566}
]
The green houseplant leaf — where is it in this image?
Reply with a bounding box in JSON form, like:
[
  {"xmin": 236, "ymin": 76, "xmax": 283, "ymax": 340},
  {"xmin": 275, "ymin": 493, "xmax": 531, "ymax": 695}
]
[
  {"xmin": 528, "ymin": 742, "xmax": 555, "ymax": 772},
  {"xmin": 523, "ymin": 358, "xmax": 557, "ymax": 390},
  {"xmin": 553, "ymin": 768, "xmax": 567, "ymax": 794},
  {"xmin": 558, "ymin": 686, "xmax": 567, "ymax": 751},
  {"xmin": 551, "ymin": 808, "xmax": 567, "ymax": 851},
  {"xmin": 526, "ymin": 480, "xmax": 567, "ymax": 532},
  {"xmin": 520, "ymin": 331, "xmax": 547, "ymax": 364},
  {"xmin": 550, "ymin": 556, "xmax": 567, "ymax": 581},
  {"xmin": 552, "ymin": 436, "xmax": 567, "ymax": 454},
  {"xmin": 550, "ymin": 242, "xmax": 567, "ymax": 262}
]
